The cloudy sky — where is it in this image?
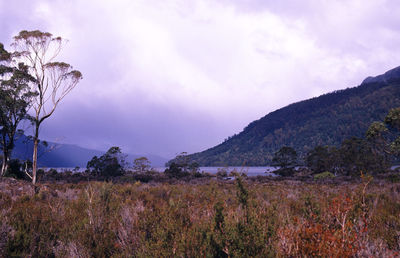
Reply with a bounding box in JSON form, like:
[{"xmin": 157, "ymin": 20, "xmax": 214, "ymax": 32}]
[{"xmin": 1, "ymin": 0, "xmax": 400, "ymax": 159}]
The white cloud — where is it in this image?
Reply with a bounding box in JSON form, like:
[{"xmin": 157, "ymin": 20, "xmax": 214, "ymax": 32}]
[{"xmin": 2, "ymin": 0, "xmax": 400, "ymax": 157}]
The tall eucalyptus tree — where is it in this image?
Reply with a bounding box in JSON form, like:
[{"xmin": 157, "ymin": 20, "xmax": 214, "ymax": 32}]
[{"xmin": 12, "ymin": 31, "xmax": 82, "ymax": 184}]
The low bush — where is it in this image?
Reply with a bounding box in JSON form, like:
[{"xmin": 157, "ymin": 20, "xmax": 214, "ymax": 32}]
[
  {"xmin": 275, "ymin": 167, "xmax": 296, "ymax": 177},
  {"xmin": 4, "ymin": 159, "xmax": 27, "ymax": 179},
  {"xmin": 313, "ymin": 171, "xmax": 335, "ymax": 180}
]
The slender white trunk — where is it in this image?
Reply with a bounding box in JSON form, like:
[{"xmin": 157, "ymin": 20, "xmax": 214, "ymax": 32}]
[
  {"xmin": 32, "ymin": 125, "xmax": 39, "ymax": 184},
  {"xmin": 1, "ymin": 155, "xmax": 8, "ymax": 176}
]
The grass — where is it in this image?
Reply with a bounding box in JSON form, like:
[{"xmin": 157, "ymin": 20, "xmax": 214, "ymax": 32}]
[{"xmin": 0, "ymin": 175, "xmax": 400, "ymax": 257}]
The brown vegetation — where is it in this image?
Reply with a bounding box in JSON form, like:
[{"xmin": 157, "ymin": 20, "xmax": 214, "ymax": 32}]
[{"xmin": 0, "ymin": 175, "xmax": 400, "ymax": 257}]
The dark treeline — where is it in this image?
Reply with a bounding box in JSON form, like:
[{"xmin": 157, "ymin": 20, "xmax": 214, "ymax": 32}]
[{"xmin": 272, "ymin": 107, "xmax": 400, "ymax": 178}]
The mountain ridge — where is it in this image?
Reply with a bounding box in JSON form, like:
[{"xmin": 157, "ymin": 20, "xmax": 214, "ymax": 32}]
[
  {"xmin": 11, "ymin": 135, "xmax": 168, "ymax": 167},
  {"xmin": 362, "ymin": 66, "xmax": 400, "ymax": 85},
  {"xmin": 182, "ymin": 66, "xmax": 400, "ymax": 166}
]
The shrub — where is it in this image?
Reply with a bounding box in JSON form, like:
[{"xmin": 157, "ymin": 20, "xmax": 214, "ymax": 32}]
[
  {"xmin": 275, "ymin": 167, "xmax": 296, "ymax": 177},
  {"xmin": 216, "ymin": 168, "xmax": 228, "ymax": 178},
  {"xmin": 4, "ymin": 159, "xmax": 26, "ymax": 179},
  {"xmin": 387, "ymin": 173, "xmax": 400, "ymax": 183},
  {"xmin": 313, "ymin": 171, "xmax": 335, "ymax": 180}
]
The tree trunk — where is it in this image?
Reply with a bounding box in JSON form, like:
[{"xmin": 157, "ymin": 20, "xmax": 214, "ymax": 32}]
[
  {"xmin": 32, "ymin": 125, "xmax": 39, "ymax": 184},
  {"xmin": 1, "ymin": 134, "xmax": 7, "ymax": 176},
  {"xmin": 1, "ymin": 153, "xmax": 8, "ymax": 176}
]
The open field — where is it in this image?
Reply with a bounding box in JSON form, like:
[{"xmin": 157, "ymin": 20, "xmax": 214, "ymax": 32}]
[{"xmin": 0, "ymin": 176, "xmax": 400, "ymax": 257}]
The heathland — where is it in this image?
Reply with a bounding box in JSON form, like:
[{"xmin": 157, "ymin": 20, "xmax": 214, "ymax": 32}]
[{"xmin": 1, "ymin": 173, "xmax": 400, "ymax": 257}]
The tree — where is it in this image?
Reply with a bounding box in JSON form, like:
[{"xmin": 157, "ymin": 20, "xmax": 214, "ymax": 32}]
[
  {"xmin": 271, "ymin": 146, "xmax": 297, "ymax": 176},
  {"xmin": 133, "ymin": 156, "xmax": 151, "ymax": 173},
  {"xmin": 384, "ymin": 108, "xmax": 400, "ymax": 158},
  {"xmin": 384, "ymin": 108, "xmax": 400, "ymax": 130},
  {"xmin": 364, "ymin": 108, "xmax": 400, "ymax": 162},
  {"xmin": 86, "ymin": 146, "xmax": 126, "ymax": 178},
  {"xmin": 0, "ymin": 43, "xmax": 36, "ymax": 176},
  {"xmin": 165, "ymin": 152, "xmax": 199, "ymax": 178},
  {"xmin": 366, "ymin": 121, "xmax": 388, "ymax": 141},
  {"xmin": 306, "ymin": 145, "xmax": 338, "ymax": 174},
  {"xmin": 365, "ymin": 121, "xmax": 391, "ymax": 166},
  {"xmin": 11, "ymin": 30, "xmax": 82, "ymax": 184},
  {"xmin": 338, "ymin": 137, "xmax": 389, "ymax": 176},
  {"xmin": 272, "ymin": 146, "xmax": 297, "ymax": 168}
]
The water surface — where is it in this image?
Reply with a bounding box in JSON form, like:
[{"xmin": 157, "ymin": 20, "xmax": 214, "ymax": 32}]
[{"xmin": 44, "ymin": 166, "xmax": 278, "ymax": 177}]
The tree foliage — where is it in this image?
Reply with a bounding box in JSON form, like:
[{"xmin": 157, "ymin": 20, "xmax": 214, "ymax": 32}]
[
  {"xmin": 304, "ymin": 107, "xmax": 400, "ymax": 176},
  {"xmin": 301, "ymin": 107, "xmax": 400, "ymax": 176},
  {"xmin": 133, "ymin": 156, "xmax": 151, "ymax": 173},
  {"xmin": 363, "ymin": 107, "xmax": 400, "ymax": 161},
  {"xmin": 0, "ymin": 43, "xmax": 36, "ymax": 176},
  {"xmin": 165, "ymin": 152, "xmax": 199, "ymax": 178},
  {"xmin": 384, "ymin": 108, "xmax": 400, "ymax": 130},
  {"xmin": 306, "ymin": 146, "xmax": 338, "ymax": 174},
  {"xmin": 272, "ymin": 146, "xmax": 297, "ymax": 168},
  {"xmin": 338, "ymin": 137, "xmax": 389, "ymax": 175},
  {"xmin": 272, "ymin": 146, "xmax": 297, "ymax": 176},
  {"xmin": 87, "ymin": 147, "xmax": 126, "ymax": 178}
]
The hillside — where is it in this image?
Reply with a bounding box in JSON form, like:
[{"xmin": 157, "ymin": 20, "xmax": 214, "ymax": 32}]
[
  {"xmin": 184, "ymin": 66, "xmax": 400, "ymax": 166},
  {"xmin": 11, "ymin": 136, "xmax": 168, "ymax": 167}
]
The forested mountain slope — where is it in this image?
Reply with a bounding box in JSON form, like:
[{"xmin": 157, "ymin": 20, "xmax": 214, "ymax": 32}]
[{"xmin": 185, "ymin": 66, "xmax": 400, "ymax": 166}]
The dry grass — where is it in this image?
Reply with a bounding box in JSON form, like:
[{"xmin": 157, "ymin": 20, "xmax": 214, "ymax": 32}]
[{"xmin": 0, "ymin": 176, "xmax": 399, "ymax": 257}]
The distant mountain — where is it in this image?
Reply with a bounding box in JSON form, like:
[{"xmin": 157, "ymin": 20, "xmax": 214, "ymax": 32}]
[
  {"xmin": 182, "ymin": 66, "xmax": 400, "ymax": 166},
  {"xmin": 362, "ymin": 66, "xmax": 400, "ymax": 85},
  {"xmin": 11, "ymin": 135, "xmax": 168, "ymax": 168}
]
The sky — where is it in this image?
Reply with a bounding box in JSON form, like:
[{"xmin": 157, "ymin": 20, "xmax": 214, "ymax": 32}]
[{"xmin": 1, "ymin": 0, "xmax": 400, "ymax": 159}]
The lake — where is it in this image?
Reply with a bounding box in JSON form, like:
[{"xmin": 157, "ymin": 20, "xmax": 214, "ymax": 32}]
[
  {"xmin": 153, "ymin": 166, "xmax": 278, "ymax": 177},
  {"xmin": 44, "ymin": 166, "xmax": 279, "ymax": 177}
]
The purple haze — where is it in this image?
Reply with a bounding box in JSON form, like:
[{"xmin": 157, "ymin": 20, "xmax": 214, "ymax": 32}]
[{"xmin": 1, "ymin": 0, "xmax": 400, "ymax": 159}]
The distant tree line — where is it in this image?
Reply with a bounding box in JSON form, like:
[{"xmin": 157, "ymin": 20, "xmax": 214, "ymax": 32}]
[
  {"xmin": 271, "ymin": 107, "xmax": 400, "ymax": 177},
  {"xmin": 84, "ymin": 148, "xmax": 205, "ymax": 181}
]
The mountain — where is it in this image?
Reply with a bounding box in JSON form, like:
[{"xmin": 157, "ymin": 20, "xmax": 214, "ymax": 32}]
[
  {"xmin": 11, "ymin": 135, "xmax": 168, "ymax": 167},
  {"xmin": 183, "ymin": 66, "xmax": 400, "ymax": 166},
  {"xmin": 362, "ymin": 66, "xmax": 400, "ymax": 85}
]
